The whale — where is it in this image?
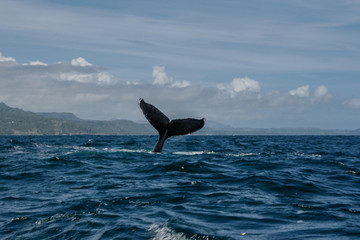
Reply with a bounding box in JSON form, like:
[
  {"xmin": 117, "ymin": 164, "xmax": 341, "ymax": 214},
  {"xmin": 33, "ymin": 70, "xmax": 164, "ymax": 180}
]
[{"xmin": 139, "ymin": 98, "xmax": 205, "ymax": 152}]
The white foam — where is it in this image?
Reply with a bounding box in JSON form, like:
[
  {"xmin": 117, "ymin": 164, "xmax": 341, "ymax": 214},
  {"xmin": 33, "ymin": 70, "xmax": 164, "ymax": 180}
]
[
  {"xmin": 173, "ymin": 151, "xmax": 206, "ymax": 155},
  {"xmin": 173, "ymin": 151, "xmax": 260, "ymax": 157},
  {"xmin": 107, "ymin": 148, "xmax": 152, "ymax": 154},
  {"xmin": 148, "ymin": 224, "xmax": 189, "ymax": 240},
  {"xmin": 226, "ymin": 152, "xmax": 261, "ymax": 157},
  {"xmin": 293, "ymin": 152, "xmax": 322, "ymax": 159},
  {"xmin": 58, "ymin": 146, "xmax": 262, "ymax": 158}
]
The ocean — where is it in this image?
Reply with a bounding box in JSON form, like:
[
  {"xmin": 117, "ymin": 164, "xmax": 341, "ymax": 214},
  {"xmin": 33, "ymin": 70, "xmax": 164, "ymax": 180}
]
[{"xmin": 0, "ymin": 135, "xmax": 359, "ymax": 239}]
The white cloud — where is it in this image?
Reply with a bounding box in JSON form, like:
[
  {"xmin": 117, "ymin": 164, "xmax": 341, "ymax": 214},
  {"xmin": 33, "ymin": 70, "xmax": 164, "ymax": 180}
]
[
  {"xmin": 0, "ymin": 51, "xmax": 16, "ymax": 62},
  {"xmin": 59, "ymin": 73, "xmax": 94, "ymax": 83},
  {"xmin": 152, "ymin": 65, "xmax": 171, "ymax": 85},
  {"xmin": 313, "ymin": 85, "xmax": 331, "ymax": 103},
  {"xmin": 314, "ymin": 85, "xmax": 328, "ymax": 98},
  {"xmin": 344, "ymin": 98, "xmax": 360, "ymax": 109},
  {"xmin": 231, "ymin": 77, "xmax": 260, "ymax": 93},
  {"xmin": 217, "ymin": 77, "xmax": 260, "ymax": 98},
  {"xmin": 126, "ymin": 80, "xmax": 141, "ymax": 85},
  {"xmin": 58, "ymin": 72, "xmax": 114, "ymax": 85},
  {"xmin": 152, "ymin": 65, "xmax": 190, "ymax": 88},
  {"xmin": 23, "ymin": 61, "xmax": 48, "ymax": 66},
  {"xmin": 289, "ymin": 85, "xmax": 310, "ymax": 97},
  {"xmin": 170, "ymin": 80, "xmax": 190, "ymax": 88},
  {"xmin": 96, "ymin": 72, "xmax": 114, "ymax": 85},
  {"xmin": 71, "ymin": 57, "xmax": 92, "ymax": 67}
]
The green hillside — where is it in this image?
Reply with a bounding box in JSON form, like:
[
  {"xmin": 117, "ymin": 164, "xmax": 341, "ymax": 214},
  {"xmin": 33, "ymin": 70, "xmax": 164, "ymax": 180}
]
[{"xmin": 0, "ymin": 103, "xmax": 155, "ymax": 135}]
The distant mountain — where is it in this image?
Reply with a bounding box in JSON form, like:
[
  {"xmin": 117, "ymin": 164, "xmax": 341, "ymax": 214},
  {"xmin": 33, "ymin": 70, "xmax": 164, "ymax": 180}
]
[
  {"xmin": 0, "ymin": 102, "xmax": 359, "ymax": 135},
  {"xmin": 37, "ymin": 112, "xmax": 81, "ymax": 121},
  {"xmin": 0, "ymin": 102, "xmax": 155, "ymax": 135}
]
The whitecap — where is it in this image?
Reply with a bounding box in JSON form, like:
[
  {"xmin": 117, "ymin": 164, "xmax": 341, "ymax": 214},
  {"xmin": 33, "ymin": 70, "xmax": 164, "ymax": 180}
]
[
  {"xmin": 106, "ymin": 148, "xmax": 152, "ymax": 154},
  {"xmin": 226, "ymin": 152, "xmax": 260, "ymax": 157},
  {"xmin": 292, "ymin": 152, "xmax": 322, "ymax": 159},
  {"xmin": 173, "ymin": 151, "xmax": 260, "ymax": 157},
  {"xmin": 148, "ymin": 223, "xmax": 189, "ymax": 240},
  {"xmin": 173, "ymin": 151, "xmax": 206, "ymax": 155}
]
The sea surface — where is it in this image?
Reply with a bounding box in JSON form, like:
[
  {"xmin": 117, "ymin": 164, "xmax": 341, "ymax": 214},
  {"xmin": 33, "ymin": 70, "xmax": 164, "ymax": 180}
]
[{"xmin": 0, "ymin": 135, "xmax": 360, "ymax": 239}]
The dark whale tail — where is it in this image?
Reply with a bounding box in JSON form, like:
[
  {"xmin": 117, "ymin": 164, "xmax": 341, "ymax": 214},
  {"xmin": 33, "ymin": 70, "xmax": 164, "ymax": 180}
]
[{"xmin": 139, "ymin": 98, "xmax": 205, "ymax": 152}]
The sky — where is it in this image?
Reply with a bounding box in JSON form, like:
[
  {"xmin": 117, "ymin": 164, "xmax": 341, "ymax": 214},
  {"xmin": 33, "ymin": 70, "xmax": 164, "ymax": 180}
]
[{"xmin": 1, "ymin": 0, "xmax": 360, "ymax": 129}]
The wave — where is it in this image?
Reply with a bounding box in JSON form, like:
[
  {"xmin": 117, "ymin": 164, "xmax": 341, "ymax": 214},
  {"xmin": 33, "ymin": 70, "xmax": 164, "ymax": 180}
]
[
  {"xmin": 173, "ymin": 151, "xmax": 215, "ymax": 156},
  {"xmin": 2, "ymin": 135, "xmax": 360, "ymax": 239},
  {"xmin": 106, "ymin": 148, "xmax": 153, "ymax": 154},
  {"xmin": 103, "ymin": 149, "xmax": 324, "ymax": 160},
  {"xmin": 148, "ymin": 223, "xmax": 217, "ymax": 240},
  {"xmin": 149, "ymin": 223, "xmax": 189, "ymax": 240}
]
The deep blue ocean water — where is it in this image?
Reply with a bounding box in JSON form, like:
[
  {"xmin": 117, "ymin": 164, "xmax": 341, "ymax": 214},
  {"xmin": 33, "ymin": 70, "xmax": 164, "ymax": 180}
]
[{"xmin": 0, "ymin": 135, "xmax": 360, "ymax": 239}]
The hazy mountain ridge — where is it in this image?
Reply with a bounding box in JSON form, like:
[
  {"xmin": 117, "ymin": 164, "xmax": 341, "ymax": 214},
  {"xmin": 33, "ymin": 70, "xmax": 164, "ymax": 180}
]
[
  {"xmin": 0, "ymin": 102, "xmax": 359, "ymax": 135},
  {"xmin": 0, "ymin": 102, "xmax": 155, "ymax": 135},
  {"xmin": 37, "ymin": 112, "xmax": 81, "ymax": 121}
]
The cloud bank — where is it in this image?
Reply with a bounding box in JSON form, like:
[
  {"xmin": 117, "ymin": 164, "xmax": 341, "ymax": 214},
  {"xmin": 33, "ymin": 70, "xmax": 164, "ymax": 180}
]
[{"xmin": 0, "ymin": 51, "xmax": 359, "ymax": 129}]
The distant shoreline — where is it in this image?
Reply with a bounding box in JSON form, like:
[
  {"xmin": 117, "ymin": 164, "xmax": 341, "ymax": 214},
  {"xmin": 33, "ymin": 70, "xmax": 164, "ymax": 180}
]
[{"xmin": 1, "ymin": 102, "xmax": 359, "ymax": 136}]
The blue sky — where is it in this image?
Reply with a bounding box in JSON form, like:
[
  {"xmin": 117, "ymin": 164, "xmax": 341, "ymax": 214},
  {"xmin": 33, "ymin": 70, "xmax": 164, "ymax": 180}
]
[{"xmin": 1, "ymin": 0, "xmax": 360, "ymax": 129}]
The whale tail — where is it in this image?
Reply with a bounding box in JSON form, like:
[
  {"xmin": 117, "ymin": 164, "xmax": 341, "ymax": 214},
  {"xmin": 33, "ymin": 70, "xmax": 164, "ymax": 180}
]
[{"xmin": 139, "ymin": 98, "xmax": 205, "ymax": 152}]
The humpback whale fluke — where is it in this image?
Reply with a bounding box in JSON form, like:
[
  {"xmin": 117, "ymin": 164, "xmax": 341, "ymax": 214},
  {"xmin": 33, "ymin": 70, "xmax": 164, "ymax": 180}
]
[{"xmin": 139, "ymin": 98, "xmax": 205, "ymax": 152}]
